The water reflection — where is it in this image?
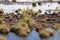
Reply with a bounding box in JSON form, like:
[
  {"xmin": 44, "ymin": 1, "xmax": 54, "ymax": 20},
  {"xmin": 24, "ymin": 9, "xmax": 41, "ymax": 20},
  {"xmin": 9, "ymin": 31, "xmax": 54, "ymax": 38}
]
[
  {"xmin": 27, "ymin": 29, "xmax": 40, "ymax": 40},
  {"xmin": 7, "ymin": 33, "xmax": 19, "ymax": 40},
  {"xmin": 7, "ymin": 29, "xmax": 60, "ymax": 40}
]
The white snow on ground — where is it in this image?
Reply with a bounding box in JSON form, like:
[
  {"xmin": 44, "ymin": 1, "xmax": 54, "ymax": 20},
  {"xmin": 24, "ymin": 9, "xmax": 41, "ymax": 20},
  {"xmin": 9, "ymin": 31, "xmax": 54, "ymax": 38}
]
[
  {"xmin": 9, "ymin": 0, "xmax": 59, "ymax": 2},
  {"xmin": 9, "ymin": 0, "xmax": 39, "ymax": 2},
  {"xmin": 0, "ymin": 2, "xmax": 59, "ymax": 14}
]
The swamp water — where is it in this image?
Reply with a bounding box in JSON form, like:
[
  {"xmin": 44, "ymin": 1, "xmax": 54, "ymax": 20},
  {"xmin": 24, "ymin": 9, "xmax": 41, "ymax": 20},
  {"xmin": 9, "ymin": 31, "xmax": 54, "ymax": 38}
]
[{"xmin": 3, "ymin": 29, "xmax": 60, "ymax": 40}]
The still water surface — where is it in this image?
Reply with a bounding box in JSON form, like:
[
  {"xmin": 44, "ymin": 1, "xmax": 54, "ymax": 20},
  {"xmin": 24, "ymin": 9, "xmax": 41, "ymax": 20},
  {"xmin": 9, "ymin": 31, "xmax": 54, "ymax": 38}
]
[{"xmin": 6, "ymin": 29, "xmax": 60, "ymax": 40}]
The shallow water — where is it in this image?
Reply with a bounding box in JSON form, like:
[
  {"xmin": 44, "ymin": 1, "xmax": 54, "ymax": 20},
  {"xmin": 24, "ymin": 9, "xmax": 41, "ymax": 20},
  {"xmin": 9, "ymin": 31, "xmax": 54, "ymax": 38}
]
[{"xmin": 6, "ymin": 29, "xmax": 60, "ymax": 40}]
